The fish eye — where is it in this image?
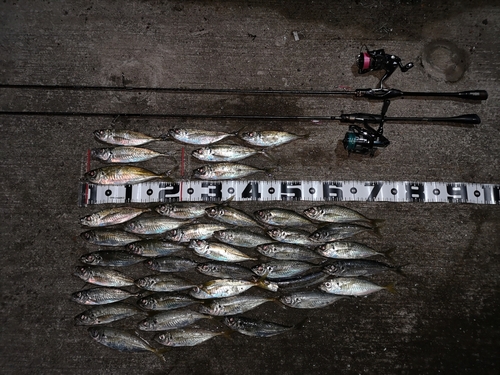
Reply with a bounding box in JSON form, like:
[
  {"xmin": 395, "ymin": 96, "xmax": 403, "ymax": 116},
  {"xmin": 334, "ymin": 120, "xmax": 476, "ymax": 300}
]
[
  {"xmin": 325, "ymin": 282, "xmax": 332, "ymax": 288},
  {"xmin": 193, "ymin": 287, "xmax": 200, "ymax": 293}
]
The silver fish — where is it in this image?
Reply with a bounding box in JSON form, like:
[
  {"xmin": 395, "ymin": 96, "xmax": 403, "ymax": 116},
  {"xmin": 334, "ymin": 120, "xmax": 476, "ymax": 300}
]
[
  {"xmin": 322, "ymin": 259, "xmax": 401, "ymax": 277},
  {"xmin": 93, "ymin": 129, "xmax": 164, "ymax": 146},
  {"xmin": 191, "ymin": 144, "xmax": 269, "ymax": 162},
  {"xmin": 309, "ymin": 223, "xmax": 381, "ymax": 242},
  {"xmin": 270, "ymin": 271, "xmax": 329, "ymax": 291},
  {"xmin": 144, "ymin": 256, "xmax": 198, "ymax": 273},
  {"xmin": 80, "ymin": 251, "xmax": 145, "ymax": 267},
  {"xmin": 251, "ymin": 260, "xmax": 318, "ymax": 279},
  {"xmin": 199, "ymin": 295, "xmax": 275, "ymax": 316},
  {"xmin": 254, "ymin": 208, "xmax": 313, "ymax": 227},
  {"xmin": 88, "ymin": 327, "xmax": 167, "ymax": 361},
  {"xmin": 168, "ymin": 128, "xmax": 238, "ymax": 145},
  {"xmin": 80, "ymin": 229, "xmax": 142, "ymax": 246},
  {"xmin": 315, "ymin": 241, "xmax": 386, "ymax": 259},
  {"xmin": 73, "ymin": 266, "xmax": 134, "ymax": 287},
  {"xmin": 164, "ymin": 223, "xmax": 230, "ymax": 242},
  {"xmin": 135, "ymin": 274, "xmax": 196, "ymax": 292},
  {"xmin": 137, "ymin": 293, "xmax": 199, "ymax": 311},
  {"xmin": 189, "ymin": 239, "xmax": 257, "ymax": 262},
  {"xmin": 91, "ymin": 146, "xmax": 169, "ymax": 163},
  {"xmin": 75, "ymin": 303, "xmax": 142, "ymax": 325},
  {"xmin": 213, "ymin": 229, "xmax": 272, "ymax": 248},
  {"xmin": 279, "ymin": 291, "xmax": 345, "ymax": 309},
  {"xmin": 319, "ymin": 277, "xmax": 396, "ymax": 296},
  {"xmin": 71, "ymin": 287, "xmax": 138, "ymax": 305},
  {"xmin": 266, "ymin": 228, "xmax": 318, "ymax": 246},
  {"xmin": 80, "ymin": 207, "xmax": 151, "ymax": 227},
  {"xmin": 127, "ymin": 239, "xmax": 186, "ymax": 257},
  {"xmin": 238, "ymin": 130, "xmax": 307, "ymax": 147},
  {"xmin": 303, "ymin": 205, "xmax": 383, "ymax": 226},
  {"xmin": 205, "ymin": 206, "xmax": 260, "ymax": 227},
  {"xmin": 192, "ymin": 163, "xmax": 270, "ymax": 180},
  {"xmin": 196, "ymin": 262, "xmax": 254, "ymax": 279},
  {"xmin": 155, "ymin": 202, "xmax": 216, "ymax": 219},
  {"xmin": 256, "ymin": 243, "xmax": 325, "ymax": 262},
  {"xmin": 123, "ymin": 217, "xmax": 191, "ymax": 235},
  {"xmin": 223, "ymin": 316, "xmax": 304, "ymax": 337},
  {"xmin": 154, "ymin": 328, "xmax": 226, "ymax": 347},
  {"xmin": 83, "ymin": 165, "xmax": 171, "ymax": 185},
  {"xmin": 190, "ymin": 278, "xmax": 278, "ymax": 299},
  {"xmin": 138, "ymin": 309, "xmax": 212, "ymax": 331}
]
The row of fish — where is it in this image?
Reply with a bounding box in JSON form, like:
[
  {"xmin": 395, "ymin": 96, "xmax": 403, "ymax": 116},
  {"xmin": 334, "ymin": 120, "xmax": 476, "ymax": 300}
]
[
  {"xmin": 85, "ymin": 128, "xmax": 306, "ymax": 182},
  {"xmin": 73, "ymin": 128, "xmax": 397, "ymax": 362}
]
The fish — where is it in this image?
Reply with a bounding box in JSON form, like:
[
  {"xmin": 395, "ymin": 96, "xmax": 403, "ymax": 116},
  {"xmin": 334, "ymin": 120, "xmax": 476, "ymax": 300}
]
[
  {"xmin": 144, "ymin": 256, "xmax": 198, "ymax": 273},
  {"xmin": 80, "ymin": 251, "xmax": 145, "ymax": 267},
  {"xmin": 256, "ymin": 243, "xmax": 325, "ymax": 262},
  {"xmin": 253, "ymin": 208, "xmax": 313, "ymax": 227},
  {"xmin": 192, "ymin": 144, "xmax": 269, "ymax": 162},
  {"xmin": 190, "ymin": 278, "xmax": 278, "ymax": 299},
  {"xmin": 93, "ymin": 129, "xmax": 165, "ymax": 146},
  {"xmin": 205, "ymin": 206, "xmax": 260, "ymax": 227},
  {"xmin": 238, "ymin": 130, "xmax": 307, "ymax": 147},
  {"xmin": 91, "ymin": 146, "xmax": 169, "ymax": 163},
  {"xmin": 192, "ymin": 163, "xmax": 271, "ymax": 180},
  {"xmin": 223, "ymin": 316, "xmax": 305, "ymax": 337},
  {"xmin": 279, "ymin": 291, "xmax": 346, "ymax": 309},
  {"xmin": 315, "ymin": 241, "xmax": 387, "ymax": 259},
  {"xmin": 213, "ymin": 228, "xmax": 273, "ymax": 248},
  {"xmin": 155, "ymin": 202, "xmax": 216, "ymax": 219},
  {"xmin": 196, "ymin": 262, "xmax": 255, "ymax": 279},
  {"xmin": 309, "ymin": 223, "xmax": 381, "ymax": 242},
  {"xmin": 198, "ymin": 295, "xmax": 276, "ymax": 316},
  {"xmin": 189, "ymin": 239, "xmax": 257, "ymax": 262},
  {"xmin": 251, "ymin": 260, "xmax": 319, "ymax": 279},
  {"xmin": 71, "ymin": 287, "xmax": 139, "ymax": 305},
  {"xmin": 319, "ymin": 277, "xmax": 396, "ymax": 296},
  {"xmin": 88, "ymin": 327, "xmax": 167, "ymax": 361},
  {"xmin": 269, "ymin": 271, "xmax": 330, "ymax": 291},
  {"xmin": 137, "ymin": 293, "xmax": 200, "ymax": 311},
  {"xmin": 135, "ymin": 274, "xmax": 196, "ymax": 292},
  {"xmin": 138, "ymin": 309, "xmax": 212, "ymax": 331},
  {"xmin": 164, "ymin": 223, "xmax": 230, "ymax": 243},
  {"xmin": 80, "ymin": 229, "xmax": 142, "ymax": 247},
  {"xmin": 154, "ymin": 328, "xmax": 227, "ymax": 347},
  {"xmin": 74, "ymin": 303, "xmax": 142, "ymax": 325},
  {"xmin": 82, "ymin": 165, "xmax": 171, "ymax": 185},
  {"xmin": 73, "ymin": 266, "xmax": 134, "ymax": 287},
  {"xmin": 123, "ymin": 217, "xmax": 191, "ymax": 235},
  {"xmin": 126, "ymin": 239, "xmax": 186, "ymax": 257},
  {"xmin": 266, "ymin": 228, "xmax": 318, "ymax": 246},
  {"xmin": 167, "ymin": 128, "xmax": 238, "ymax": 145},
  {"xmin": 322, "ymin": 259, "xmax": 403, "ymax": 277},
  {"xmin": 303, "ymin": 205, "xmax": 383, "ymax": 226},
  {"xmin": 80, "ymin": 207, "xmax": 151, "ymax": 227}
]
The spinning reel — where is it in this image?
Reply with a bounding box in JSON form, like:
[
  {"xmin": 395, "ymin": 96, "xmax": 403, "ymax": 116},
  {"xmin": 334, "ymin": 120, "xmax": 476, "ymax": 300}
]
[
  {"xmin": 357, "ymin": 48, "xmax": 414, "ymax": 88},
  {"xmin": 342, "ymin": 99, "xmax": 391, "ymax": 156}
]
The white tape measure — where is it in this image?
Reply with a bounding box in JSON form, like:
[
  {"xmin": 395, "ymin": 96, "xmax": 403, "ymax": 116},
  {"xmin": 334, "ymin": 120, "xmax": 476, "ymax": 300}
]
[{"xmin": 78, "ymin": 180, "xmax": 499, "ymax": 206}]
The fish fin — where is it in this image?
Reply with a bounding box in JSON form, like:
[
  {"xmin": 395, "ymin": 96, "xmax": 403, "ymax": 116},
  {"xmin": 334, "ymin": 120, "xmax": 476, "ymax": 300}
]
[
  {"xmin": 371, "ymin": 223, "xmax": 383, "ymax": 238},
  {"xmin": 380, "ymin": 247, "xmax": 397, "ymax": 262},
  {"xmin": 220, "ymin": 195, "xmax": 235, "ymax": 206},
  {"xmin": 259, "ymin": 149, "xmax": 275, "ymax": 161},
  {"xmin": 272, "ymin": 297, "xmax": 288, "ymax": 310},
  {"xmin": 153, "ymin": 347, "xmax": 169, "ymax": 363},
  {"xmin": 384, "ymin": 282, "xmax": 397, "ymax": 294},
  {"xmin": 221, "ymin": 330, "xmax": 234, "ymax": 341},
  {"xmin": 294, "ymin": 317, "xmax": 309, "ymax": 330},
  {"xmin": 158, "ymin": 133, "xmax": 171, "ymax": 141},
  {"xmin": 392, "ymin": 263, "xmax": 409, "ymax": 278}
]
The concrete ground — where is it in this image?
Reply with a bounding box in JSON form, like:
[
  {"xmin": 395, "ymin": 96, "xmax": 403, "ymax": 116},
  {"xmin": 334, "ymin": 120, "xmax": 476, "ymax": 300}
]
[{"xmin": 0, "ymin": 1, "xmax": 499, "ymax": 374}]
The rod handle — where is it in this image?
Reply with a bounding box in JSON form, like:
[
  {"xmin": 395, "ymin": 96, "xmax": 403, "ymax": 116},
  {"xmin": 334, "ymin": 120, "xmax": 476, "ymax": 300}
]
[
  {"xmin": 457, "ymin": 90, "xmax": 488, "ymax": 100},
  {"xmin": 434, "ymin": 114, "xmax": 481, "ymax": 124}
]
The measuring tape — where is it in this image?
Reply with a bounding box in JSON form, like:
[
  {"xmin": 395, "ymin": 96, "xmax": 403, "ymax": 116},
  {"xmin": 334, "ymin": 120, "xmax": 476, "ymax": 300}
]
[{"xmin": 78, "ymin": 180, "xmax": 499, "ymax": 206}]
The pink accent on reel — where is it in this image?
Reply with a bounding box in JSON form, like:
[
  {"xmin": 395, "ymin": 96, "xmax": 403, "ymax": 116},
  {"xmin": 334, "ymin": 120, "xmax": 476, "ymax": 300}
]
[{"xmin": 362, "ymin": 53, "xmax": 371, "ymax": 70}]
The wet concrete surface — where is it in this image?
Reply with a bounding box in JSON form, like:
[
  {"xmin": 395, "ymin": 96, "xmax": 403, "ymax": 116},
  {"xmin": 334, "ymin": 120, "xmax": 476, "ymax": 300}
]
[{"xmin": 1, "ymin": 1, "xmax": 499, "ymax": 374}]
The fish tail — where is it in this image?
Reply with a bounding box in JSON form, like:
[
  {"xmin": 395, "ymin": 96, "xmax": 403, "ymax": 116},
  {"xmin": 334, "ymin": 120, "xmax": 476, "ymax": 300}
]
[
  {"xmin": 233, "ymin": 126, "xmax": 246, "ymax": 136},
  {"xmin": 221, "ymin": 330, "xmax": 234, "ymax": 340},
  {"xmin": 380, "ymin": 247, "xmax": 396, "ymax": 262},
  {"xmin": 384, "ymin": 282, "xmax": 397, "ymax": 294},
  {"xmin": 152, "ymin": 347, "xmax": 169, "ymax": 363},
  {"xmin": 371, "ymin": 224, "xmax": 383, "ymax": 238},
  {"xmin": 259, "ymin": 149, "xmax": 274, "ymax": 161},
  {"xmin": 393, "ymin": 263, "xmax": 409, "ymax": 278},
  {"xmin": 294, "ymin": 317, "xmax": 309, "ymax": 330},
  {"xmin": 368, "ymin": 218, "xmax": 385, "ymax": 227},
  {"xmin": 158, "ymin": 133, "xmax": 171, "ymax": 141},
  {"xmin": 272, "ymin": 297, "xmax": 288, "ymax": 310}
]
